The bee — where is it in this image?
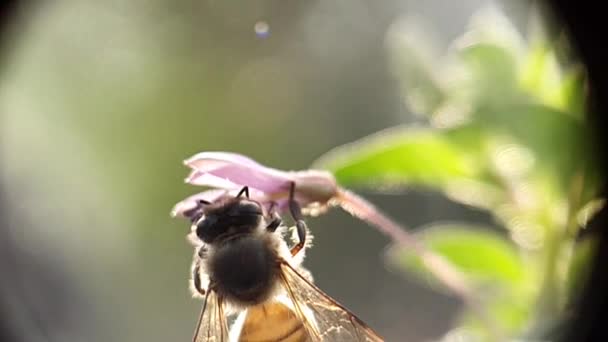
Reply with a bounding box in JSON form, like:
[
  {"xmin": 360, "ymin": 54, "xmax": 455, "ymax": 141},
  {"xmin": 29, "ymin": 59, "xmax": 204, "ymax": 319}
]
[{"xmin": 186, "ymin": 186, "xmax": 383, "ymax": 342}]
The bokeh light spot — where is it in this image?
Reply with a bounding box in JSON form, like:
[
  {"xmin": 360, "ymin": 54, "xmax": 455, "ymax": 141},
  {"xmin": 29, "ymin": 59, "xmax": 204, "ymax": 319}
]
[
  {"xmin": 491, "ymin": 143, "xmax": 535, "ymax": 179},
  {"xmin": 254, "ymin": 21, "xmax": 270, "ymax": 38}
]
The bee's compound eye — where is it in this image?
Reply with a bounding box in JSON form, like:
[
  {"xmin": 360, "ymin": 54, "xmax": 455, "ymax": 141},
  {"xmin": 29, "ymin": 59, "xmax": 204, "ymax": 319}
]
[
  {"xmin": 234, "ymin": 201, "xmax": 263, "ymax": 216},
  {"xmin": 196, "ymin": 215, "xmax": 219, "ymax": 243}
]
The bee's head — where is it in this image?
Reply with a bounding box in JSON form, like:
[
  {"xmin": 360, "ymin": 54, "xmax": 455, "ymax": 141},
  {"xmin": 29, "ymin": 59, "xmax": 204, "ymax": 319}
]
[{"xmin": 194, "ymin": 196, "xmax": 263, "ymax": 244}]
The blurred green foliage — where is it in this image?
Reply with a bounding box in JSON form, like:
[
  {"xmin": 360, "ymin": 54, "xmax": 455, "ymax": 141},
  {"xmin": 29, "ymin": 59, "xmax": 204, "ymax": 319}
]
[
  {"xmin": 315, "ymin": 7, "xmax": 601, "ymax": 341},
  {"xmin": 387, "ymin": 225, "xmax": 527, "ymax": 290}
]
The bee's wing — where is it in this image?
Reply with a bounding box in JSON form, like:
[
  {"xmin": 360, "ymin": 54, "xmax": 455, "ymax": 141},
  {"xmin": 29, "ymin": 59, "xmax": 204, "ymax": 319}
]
[
  {"xmin": 235, "ymin": 302, "xmax": 309, "ymax": 342},
  {"xmin": 279, "ymin": 261, "xmax": 384, "ymax": 342},
  {"xmin": 192, "ymin": 289, "xmax": 230, "ymax": 342}
]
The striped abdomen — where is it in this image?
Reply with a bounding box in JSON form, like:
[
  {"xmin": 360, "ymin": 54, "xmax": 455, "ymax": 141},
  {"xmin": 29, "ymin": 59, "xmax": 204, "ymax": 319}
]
[{"xmin": 238, "ymin": 302, "xmax": 309, "ymax": 342}]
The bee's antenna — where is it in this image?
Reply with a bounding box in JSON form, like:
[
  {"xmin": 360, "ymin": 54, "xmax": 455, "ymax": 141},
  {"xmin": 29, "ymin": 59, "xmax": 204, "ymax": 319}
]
[
  {"xmin": 236, "ymin": 186, "xmax": 250, "ymax": 198},
  {"xmin": 183, "ymin": 199, "xmax": 211, "ymax": 224}
]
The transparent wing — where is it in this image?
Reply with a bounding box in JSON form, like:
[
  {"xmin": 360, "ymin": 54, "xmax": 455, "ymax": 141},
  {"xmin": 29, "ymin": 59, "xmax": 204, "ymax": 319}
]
[
  {"xmin": 279, "ymin": 262, "xmax": 384, "ymax": 342},
  {"xmin": 192, "ymin": 289, "xmax": 230, "ymax": 342},
  {"xmin": 236, "ymin": 302, "xmax": 309, "ymax": 342}
]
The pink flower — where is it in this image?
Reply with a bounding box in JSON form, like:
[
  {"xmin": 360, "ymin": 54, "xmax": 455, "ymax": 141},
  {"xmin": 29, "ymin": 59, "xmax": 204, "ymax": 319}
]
[{"xmin": 171, "ymin": 152, "xmax": 338, "ymax": 220}]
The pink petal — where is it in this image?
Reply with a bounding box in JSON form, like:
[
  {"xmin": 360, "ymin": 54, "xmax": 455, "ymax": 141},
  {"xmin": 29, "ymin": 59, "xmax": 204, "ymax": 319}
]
[
  {"xmin": 170, "ymin": 189, "xmax": 228, "ymax": 218},
  {"xmin": 290, "ymin": 170, "xmax": 338, "ymax": 205},
  {"xmin": 185, "ymin": 152, "xmax": 262, "ymax": 169},
  {"xmin": 184, "ymin": 152, "xmax": 293, "ymax": 193},
  {"xmin": 176, "ymin": 152, "xmax": 339, "ymax": 217},
  {"xmin": 185, "ymin": 172, "xmax": 240, "ymax": 189}
]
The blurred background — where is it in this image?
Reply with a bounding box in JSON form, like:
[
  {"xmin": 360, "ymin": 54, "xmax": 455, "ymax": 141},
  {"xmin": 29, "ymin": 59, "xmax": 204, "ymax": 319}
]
[{"xmin": 0, "ymin": 1, "xmax": 598, "ymax": 342}]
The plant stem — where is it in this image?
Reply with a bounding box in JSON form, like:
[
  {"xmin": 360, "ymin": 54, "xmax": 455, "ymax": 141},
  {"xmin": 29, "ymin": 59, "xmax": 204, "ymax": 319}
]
[
  {"xmin": 538, "ymin": 232, "xmax": 561, "ymax": 313},
  {"xmin": 335, "ymin": 188, "xmax": 504, "ymax": 340},
  {"xmin": 531, "ymin": 174, "xmax": 584, "ymax": 336}
]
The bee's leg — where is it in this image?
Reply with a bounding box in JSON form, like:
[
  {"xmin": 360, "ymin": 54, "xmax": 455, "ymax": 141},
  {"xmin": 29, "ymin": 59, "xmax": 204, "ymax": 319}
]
[
  {"xmin": 197, "ymin": 245, "xmax": 207, "ymax": 259},
  {"xmin": 191, "ymin": 246, "xmax": 207, "ymax": 296},
  {"xmin": 266, "ymin": 202, "xmax": 282, "ymax": 232},
  {"xmin": 288, "ymin": 182, "xmax": 307, "ymax": 256},
  {"xmin": 236, "ymin": 186, "xmax": 250, "ymax": 198},
  {"xmin": 192, "ymin": 263, "xmax": 205, "ymax": 296}
]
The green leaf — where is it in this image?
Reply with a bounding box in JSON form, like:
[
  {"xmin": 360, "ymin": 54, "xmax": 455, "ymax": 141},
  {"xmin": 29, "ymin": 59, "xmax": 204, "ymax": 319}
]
[
  {"xmin": 459, "ymin": 292, "xmax": 533, "ymax": 336},
  {"xmin": 558, "ymin": 67, "xmax": 586, "ymax": 118},
  {"xmin": 519, "ymin": 44, "xmax": 562, "ymax": 108},
  {"xmin": 386, "ymin": 224, "xmax": 527, "ymax": 289},
  {"xmin": 314, "ymin": 125, "xmax": 496, "ymax": 188},
  {"xmin": 477, "ymin": 104, "xmax": 590, "ymax": 195},
  {"xmin": 459, "ymin": 43, "xmax": 521, "ymax": 107},
  {"xmin": 313, "ymin": 124, "xmax": 508, "ymax": 209},
  {"xmin": 577, "ymin": 199, "xmax": 605, "ymax": 228}
]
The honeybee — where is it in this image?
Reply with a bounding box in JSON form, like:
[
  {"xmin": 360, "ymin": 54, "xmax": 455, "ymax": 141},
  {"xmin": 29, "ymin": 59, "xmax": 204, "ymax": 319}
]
[{"xmin": 186, "ymin": 186, "xmax": 383, "ymax": 342}]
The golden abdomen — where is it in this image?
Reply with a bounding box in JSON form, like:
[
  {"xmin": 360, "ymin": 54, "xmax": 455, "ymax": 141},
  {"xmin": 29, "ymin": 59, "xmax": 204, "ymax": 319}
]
[{"xmin": 238, "ymin": 302, "xmax": 309, "ymax": 342}]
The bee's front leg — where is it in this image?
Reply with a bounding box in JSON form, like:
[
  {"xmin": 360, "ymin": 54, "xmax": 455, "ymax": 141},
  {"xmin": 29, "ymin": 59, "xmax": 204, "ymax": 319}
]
[
  {"xmin": 288, "ymin": 182, "xmax": 307, "ymax": 256},
  {"xmin": 265, "ymin": 202, "xmax": 282, "ymax": 232},
  {"xmin": 190, "ymin": 246, "xmax": 207, "ymax": 297}
]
